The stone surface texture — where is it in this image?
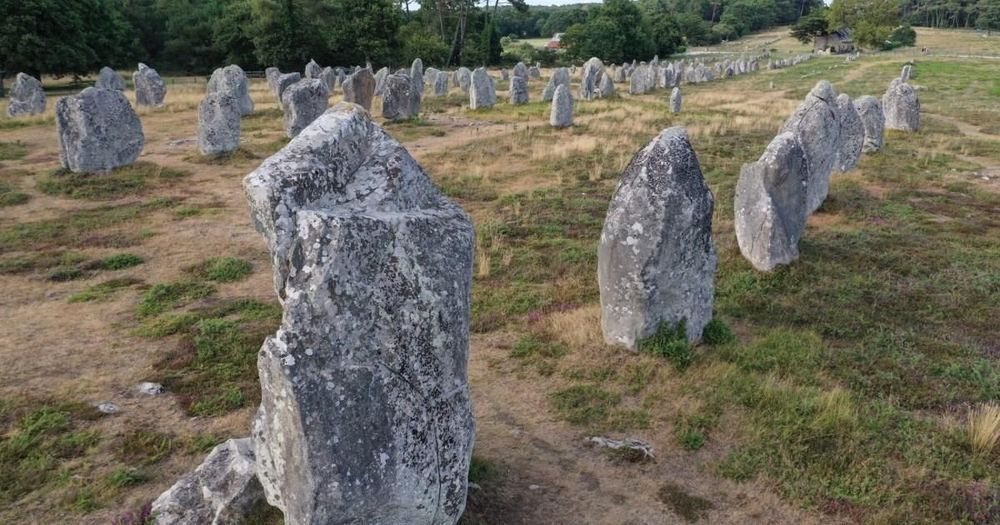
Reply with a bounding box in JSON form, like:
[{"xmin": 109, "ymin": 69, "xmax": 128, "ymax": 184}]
[
  {"xmin": 243, "ymin": 103, "xmax": 475, "ymax": 525},
  {"xmin": 208, "ymin": 64, "xmax": 254, "ymax": 116},
  {"xmin": 6, "ymin": 73, "xmax": 46, "ymax": 117},
  {"xmin": 734, "ymin": 132, "xmax": 809, "ymax": 272},
  {"xmin": 198, "ymin": 93, "xmax": 241, "ymax": 156},
  {"xmin": 56, "ymin": 87, "xmax": 144, "ymax": 173},
  {"xmin": 151, "ymin": 438, "xmax": 264, "ymax": 525},
  {"xmin": 598, "ymin": 127, "xmax": 717, "ymax": 348},
  {"xmin": 281, "ymin": 79, "xmax": 330, "ymax": 138},
  {"xmin": 133, "ymin": 63, "xmax": 167, "ymax": 106},
  {"xmin": 779, "ymin": 80, "xmax": 841, "ymax": 214}
]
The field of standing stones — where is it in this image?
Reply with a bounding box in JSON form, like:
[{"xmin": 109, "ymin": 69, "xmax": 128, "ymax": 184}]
[{"xmin": 1, "ymin": 26, "xmax": 999, "ymax": 525}]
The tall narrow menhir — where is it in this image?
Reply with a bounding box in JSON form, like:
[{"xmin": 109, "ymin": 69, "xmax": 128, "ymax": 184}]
[
  {"xmin": 244, "ymin": 103, "xmax": 476, "ymax": 525},
  {"xmin": 598, "ymin": 127, "xmax": 717, "ymax": 349}
]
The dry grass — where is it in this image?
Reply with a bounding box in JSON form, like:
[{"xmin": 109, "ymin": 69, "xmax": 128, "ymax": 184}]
[
  {"xmin": 967, "ymin": 402, "xmax": 1000, "ymax": 457},
  {"xmin": 546, "ymin": 305, "xmax": 603, "ymax": 349}
]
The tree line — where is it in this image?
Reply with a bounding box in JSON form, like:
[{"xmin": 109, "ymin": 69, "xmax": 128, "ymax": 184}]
[{"xmin": 6, "ymin": 0, "xmax": 993, "ymax": 80}]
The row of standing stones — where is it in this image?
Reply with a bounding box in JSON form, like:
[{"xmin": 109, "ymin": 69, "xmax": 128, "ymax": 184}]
[
  {"xmin": 4, "ymin": 56, "xmax": 918, "ymax": 524},
  {"xmin": 9, "ymin": 53, "xmax": 809, "ymax": 171}
]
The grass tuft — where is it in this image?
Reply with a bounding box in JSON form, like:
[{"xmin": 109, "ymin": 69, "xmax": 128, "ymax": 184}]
[
  {"xmin": 967, "ymin": 402, "xmax": 1000, "ymax": 457},
  {"xmin": 637, "ymin": 321, "xmax": 692, "ymax": 371},
  {"xmin": 136, "ymin": 280, "xmax": 216, "ymax": 317},
  {"xmin": 187, "ymin": 257, "xmax": 253, "ymax": 283}
]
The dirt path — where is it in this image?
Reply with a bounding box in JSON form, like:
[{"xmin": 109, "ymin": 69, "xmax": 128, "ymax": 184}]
[{"xmin": 466, "ymin": 336, "xmax": 837, "ymax": 525}]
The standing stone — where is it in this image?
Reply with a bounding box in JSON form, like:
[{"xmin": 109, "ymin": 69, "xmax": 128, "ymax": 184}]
[
  {"xmin": 669, "ymin": 87, "xmax": 682, "ymax": 114},
  {"xmin": 266, "ymin": 67, "xmax": 281, "ymax": 95},
  {"xmin": 509, "ymin": 76, "xmax": 529, "ymax": 105},
  {"xmin": 342, "ymin": 68, "xmax": 375, "ymax": 112},
  {"xmin": 244, "ymin": 103, "xmax": 475, "ymax": 525},
  {"xmin": 853, "ymin": 95, "xmax": 885, "ymax": 153},
  {"xmin": 275, "ymin": 73, "xmax": 302, "ymax": 106},
  {"xmin": 779, "ymin": 80, "xmax": 841, "ymax": 214},
  {"xmin": 411, "ymin": 58, "xmax": 424, "ymax": 96},
  {"xmin": 133, "ymin": 63, "xmax": 167, "ymax": 107},
  {"xmin": 96, "ymin": 67, "xmax": 125, "ymax": 91},
  {"xmin": 542, "ymin": 67, "xmax": 570, "ymax": 102},
  {"xmin": 900, "ymin": 64, "xmax": 912, "ymax": 82},
  {"xmin": 513, "ymin": 62, "xmax": 528, "ymax": 80},
  {"xmin": 835, "ymin": 94, "xmax": 864, "ymax": 171},
  {"xmin": 198, "ymin": 93, "xmax": 241, "ymax": 156},
  {"xmin": 433, "ymin": 71, "xmax": 449, "ymax": 97},
  {"xmin": 151, "ymin": 438, "xmax": 265, "ymax": 525},
  {"xmin": 598, "ymin": 127, "xmax": 716, "ymax": 348},
  {"xmin": 320, "ymin": 67, "xmax": 337, "ymax": 92},
  {"xmin": 734, "ymin": 132, "xmax": 809, "ymax": 272},
  {"xmin": 56, "ymin": 87, "xmax": 144, "ymax": 173},
  {"xmin": 381, "ymin": 74, "xmax": 420, "ymax": 121},
  {"xmin": 281, "ymin": 79, "xmax": 329, "ymax": 138},
  {"xmin": 882, "ymin": 78, "xmax": 920, "ymax": 132},
  {"xmin": 579, "ymin": 57, "xmax": 604, "ymax": 101},
  {"xmin": 598, "ymin": 74, "xmax": 615, "ymax": 98},
  {"xmin": 629, "ymin": 65, "xmax": 650, "ymax": 95},
  {"xmin": 208, "ymin": 65, "xmax": 254, "ymax": 116},
  {"xmin": 528, "ymin": 66, "xmax": 541, "ymax": 79},
  {"xmin": 469, "ymin": 68, "xmax": 496, "ymax": 110},
  {"xmin": 550, "ymin": 84, "xmax": 573, "ymax": 128},
  {"xmin": 304, "ymin": 59, "xmax": 322, "ymax": 79},
  {"xmin": 6, "ymin": 73, "xmax": 45, "ymax": 117},
  {"xmin": 500, "ymin": 69, "xmax": 509, "ymax": 82},
  {"xmin": 456, "ymin": 67, "xmax": 472, "ymax": 92},
  {"xmin": 374, "ymin": 67, "xmax": 390, "ymax": 96}
]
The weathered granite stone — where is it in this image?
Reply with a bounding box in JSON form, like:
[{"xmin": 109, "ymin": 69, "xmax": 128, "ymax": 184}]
[
  {"xmin": 513, "ymin": 62, "xmax": 528, "ymax": 80},
  {"xmin": 133, "ymin": 63, "xmax": 167, "ymax": 106},
  {"xmin": 853, "ymin": 95, "xmax": 885, "ymax": 153},
  {"xmin": 305, "ymin": 59, "xmax": 322, "ymax": 79},
  {"xmin": 433, "ymin": 70, "xmax": 449, "ymax": 96},
  {"xmin": 550, "ymin": 84, "xmax": 573, "ymax": 128},
  {"xmin": 320, "ymin": 67, "xmax": 337, "ymax": 92},
  {"xmin": 835, "ymin": 94, "xmax": 864, "ymax": 171},
  {"xmin": 56, "ymin": 87, "xmax": 144, "ymax": 173},
  {"xmin": 598, "ymin": 127, "xmax": 716, "ymax": 348},
  {"xmin": 469, "ymin": 67, "xmax": 496, "ymax": 110},
  {"xmin": 542, "ymin": 67, "xmax": 570, "ymax": 102},
  {"xmin": 456, "ymin": 67, "xmax": 472, "ymax": 92},
  {"xmin": 208, "ymin": 65, "xmax": 254, "ymax": 116},
  {"xmin": 281, "ymin": 79, "xmax": 329, "ymax": 138},
  {"xmin": 374, "ymin": 67, "xmax": 390, "ymax": 96},
  {"xmin": 6, "ymin": 73, "xmax": 45, "ymax": 117},
  {"xmin": 500, "ymin": 69, "xmax": 509, "ymax": 81},
  {"xmin": 882, "ymin": 78, "xmax": 920, "ymax": 132},
  {"xmin": 734, "ymin": 132, "xmax": 809, "ymax": 272},
  {"xmin": 528, "ymin": 66, "xmax": 541, "ymax": 79},
  {"xmin": 276, "ymin": 73, "xmax": 302, "ymax": 106},
  {"xmin": 382, "ymin": 74, "xmax": 420, "ymax": 121},
  {"xmin": 152, "ymin": 438, "xmax": 265, "ymax": 525},
  {"xmin": 96, "ymin": 67, "xmax": 125, "ymax": 91},
  {"xmin": 629, "ymin": 65, "xmax": 650, "ymax": 95},
  {"xmin": 198, "ymin": 93, "xmax": 241, "ymax": 156},
  {"xmin": 411, "ymin": 58, "xmax": 424, "ymax": 96},
  {"xmin": 580, "ymin": 57, "xmax": 604, "ymax": 101},
  {"xmin": 266, "ymin": 67, "xmax": 281, "ymax": 95},
  {"xmin": 599, "ymin": 73, "xmax": 615, "ymax": 98},
  {"xmin": 509, "ymin": 76, "xmax": 529, "ymax": 105},
  {"xmin": 244, "ymin": 103, "xmax": 475, "ymax": 525},
  {"xmin": 900, "ymin": 64, "xmax": 912, "ymax": 82},
  {"xmin": 342, "ymin": 68, "xmax": 375, "ymax": 111},
  {"xmin": 779, "ymin": 80, "xmax": 841, "ymax": 214},
  {"xmin": 669, "ymin": 87, "xmax": 681, "ymax": 114}
]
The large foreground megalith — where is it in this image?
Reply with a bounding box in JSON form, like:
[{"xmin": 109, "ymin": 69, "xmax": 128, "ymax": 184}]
[{"xmin": 243, "ymin": 103, "xmax": 476, "ymax": 525}]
